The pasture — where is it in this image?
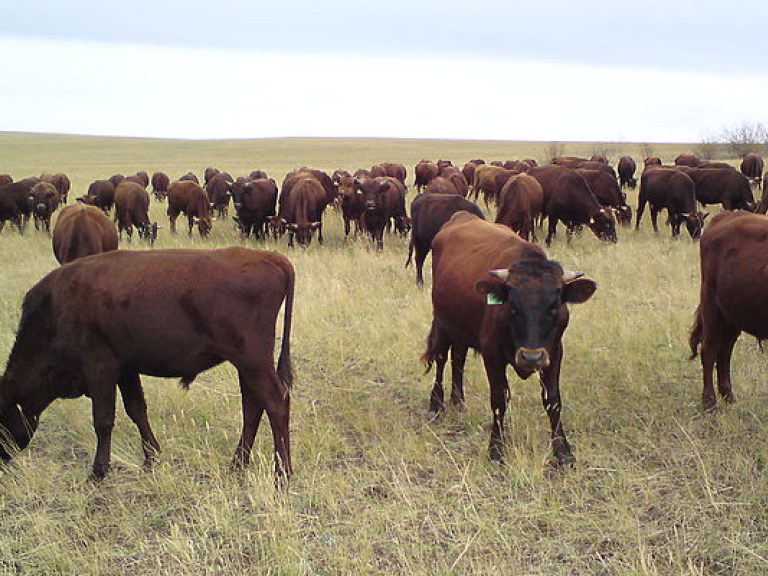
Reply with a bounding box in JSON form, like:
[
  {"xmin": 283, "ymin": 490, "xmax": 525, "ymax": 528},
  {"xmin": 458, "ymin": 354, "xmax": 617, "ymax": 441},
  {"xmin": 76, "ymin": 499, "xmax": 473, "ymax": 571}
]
[{"xmin": 1, "ymin": 133, "xmax": 767, "ymax": 575}]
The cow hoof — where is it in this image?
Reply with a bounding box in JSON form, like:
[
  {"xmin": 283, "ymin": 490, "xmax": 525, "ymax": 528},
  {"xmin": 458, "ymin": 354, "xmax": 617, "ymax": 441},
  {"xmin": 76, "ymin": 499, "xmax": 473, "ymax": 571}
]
[
  {"xmin": 451, "ymin": 400, "xmax": 466, "ymax": 412},
  {"xmin": 488, "ymin": 445, "xmax": 505, "ymax": 464},
  {"xmin": 557, "ymin": 454, "xmax": 576, "ymax": 468},
  {"xmin": 426, "ymin": 410, "xmax": 444, "ymax": 423}
]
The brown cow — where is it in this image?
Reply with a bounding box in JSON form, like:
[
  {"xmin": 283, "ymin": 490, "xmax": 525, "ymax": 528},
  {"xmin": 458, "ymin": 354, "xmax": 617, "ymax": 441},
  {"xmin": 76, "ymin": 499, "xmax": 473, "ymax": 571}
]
[
  {"xmin": 356, "ymin": 176, "xmax": 409, "ymax": 250},
  {"xmin": 151, "ymin": 171, "xmax": 171, "ymax": 201},
  {"xmin": 52, "ymin": 204, "xmax": 119, "ymax": 264},
  {"xmin": 79, "ymin": 179, "xmax": 116, "ymax": 213},
  {"xmin": 0, "ymin": 179, "xmax": 38, "ymax": 233},
  {"xmin": 422, "ymin": 211, "xmax": 596, "ymax": 465},
  {"xmin": 167, "ymin": 180, "xmax": 213, "ymax": 237},
  {"xmin": 551, "ymin": 156, "xmax": 588, "ymax": 168},
  {"xmin": 740, "ymin": 153, "xmax": 764, "ymax": 189},
  {"xmin": 472, "ymin": 164, "xmax": 518, "ymax": 207},
  {"xmin": 425, "ymin": 176, "xmax": 460, "ymax": 195},
  {"xmin": 231, "ymin": 178, "xmax": 278, "ymax": 240},
  {"xmin": 204, "ymin": 166, "xmax": 221, "ymax": 187},
  {"xmin": 495, "ymin": 173, "xmax": 544, "ymax": 242},
  {"xmin": 674, "ymin": 153, "xmax": 702, "ymax": 167},
  {"xmin": 40, "ymin": 173, "xmax": 71, "ymax": 203},
  {"xmin": 677, "ymin": 167, "xmax": 755, "ymax": 211},
  {"xmin": 644, "ymin": 157, "xmax": 663, "ymax": 169},
  {"xmin": 0, "ymin": 174, "xmax": 12, "ymax": 186},
  {"xmin": 576, "ymin": 169, "xmax": 632, "ymax": 226},
  {"xmin": 414, "ymin": 160, "xmax": 439, "ymax": 192},
  {"xmin": 206, "ymin": 173, "xmax": 234, "ymax": 219},
  {"xmin": 114, "ymin": 181, "xmax": 157, "ymax": 242},
  {"xmin": 406, "ymin": 193, "xmax": 484, "ymax": 285},
  {"xmin": 0, "ymin": 247, "xmax": 295, "ymax": 483},
  {"xmin": 689, "ymin": 211, "xmax": 768, "ymax": 410},
  {"xmin": 126, "ymin": 171, "xmax": 150, "ymax": 188},
  {"xmin": 29, "ymin": 181, "xmax": 61, "ymax": 233},
  {"xmin": 339, "ymin": 174, "xmax": 365, "ymax": 237},
  {"xmin": 280, "ymin": 176, "xmax": 327, "ymax": 247},
  {"xmin": 461, "ymin": 159, "xmax": 485, "ymax": 195},
  {"xmin": 617, "ymin": 156, "xmax": 637, "ymax": 189},
  {"xmin": 590, "ymin": 153, "xmax": 608, "ymax": 164},
  {"xmin": 636, "ymin": 168, "xmax": 707, "ymax": 239},
  {"xmin": 179, "ymin": 172, "xmax": 200, "ymax": 184}
]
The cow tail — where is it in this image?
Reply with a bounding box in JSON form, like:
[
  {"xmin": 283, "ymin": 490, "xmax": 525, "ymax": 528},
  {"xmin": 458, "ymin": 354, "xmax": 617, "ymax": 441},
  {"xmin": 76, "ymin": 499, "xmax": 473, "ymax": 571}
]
[
  {"xmin": 689, "ymin": 304, "xmax": 703, "ymax": 360},
  {"xmin": 277, "ymin": 263, "xmax": 295, "ymax": 389},
  {"xmin": 405, "ymin": 236, "xmax": 414, "ymax": 268},
  {"xmin": 420, "ymin": 320, "xmax": 443, "ymax": 374}
]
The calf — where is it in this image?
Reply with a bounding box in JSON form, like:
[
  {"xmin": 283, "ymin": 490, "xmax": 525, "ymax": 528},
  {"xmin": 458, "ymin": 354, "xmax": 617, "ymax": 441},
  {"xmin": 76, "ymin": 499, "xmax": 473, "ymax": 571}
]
[
  {"xmin": 232, "ymin": 178, "xmax": 278, "ymax": 239},
  {"xmin": 617, "ymin": 156, "xmax": 637, "ymax": 189},
  {"xmin": 167, "ymin": 180, "xmax": 213, "ymax": 237},
  {"xmin": 495, "ymin": 173, "xmax": 544, "ymax": 242}
]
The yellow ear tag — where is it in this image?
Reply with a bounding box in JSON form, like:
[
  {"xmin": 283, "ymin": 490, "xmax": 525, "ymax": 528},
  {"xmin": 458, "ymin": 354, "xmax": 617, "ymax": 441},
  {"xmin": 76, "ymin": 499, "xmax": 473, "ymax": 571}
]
[{"xmin": 486, "ymin": 293, "xmax": 504, "ymax": 305}]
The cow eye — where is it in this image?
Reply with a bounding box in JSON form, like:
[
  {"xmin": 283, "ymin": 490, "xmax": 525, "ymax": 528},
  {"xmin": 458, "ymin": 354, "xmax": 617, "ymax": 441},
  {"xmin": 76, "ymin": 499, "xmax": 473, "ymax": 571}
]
[{"xmin": 549, "ymin": 305, "xmax": 559, "ymax": 316}]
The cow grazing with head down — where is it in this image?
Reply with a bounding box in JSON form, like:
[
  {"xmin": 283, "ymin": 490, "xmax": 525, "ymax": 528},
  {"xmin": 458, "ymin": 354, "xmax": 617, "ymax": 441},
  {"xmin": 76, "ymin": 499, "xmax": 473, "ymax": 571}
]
[
  {"xmin": 406, "ymin": 193, "xmax": 484, "ymax": 286},
  {"xmin": 495, "ymin": 173, "xmax": 544, "ymax": 242},
  {"xmin": 206, "ymin": 172, "xmax": 234, "ymax": 219},
  {"xmin": 689, "ymin": 211, "xmax": 768, "ymax": 410},
  {"xmin": 80, "ymin": 179, "xmax": 116, "ymax": 213},
  {"xmin": 472, "ymin": 164, "xmax": 518, "ymax": 207},
  {"xmin": 678, "ymin": 167, "xmax": 755, "ymax": 211},
  {"xmin": 415, "ymin": 160, "xmax": 439, "ymax": 192},
  {"xmin": 114, "ymin": 181, "xmax": 158, "ymax": 243},
  {"xmin": 151, "ymin": 172, "xmax": 171, "ymax": 201},
  {"xmin": 0, "ymin": 180, "xmax": 38, "ymax": 233},
  {"xmin": 0, "ymin": 247, "xmax": 295, "ymax": 483},
  {"xmin": 617, "ymin": 156, "xmax": 637, "ymax": 189},
  {"xmin": 167, "ymin": 180, "xmax": 213, "ymax": 237},
  {"xmin": 231, "ymin": 178, "xmax": 278, "ymax": 240},
  {"xmin": 52, "ymin": 203, "xmax": 119, "ymax": 264},
  {"xmin": 29, "ymin": 181, "xmax": 61, "ymax": 233},
  {"xmin": 279, "ymin": 176, "xmax": 327, "ymax": 247},
  {"xmin": 636, "ymin": 168, "xmax": 707, "ymax": 239},
  {"xmin": 740, "ymin": 153, "xmax": 764, "ymax": 189},
  {"xmin": 576, "ymin": 169, "xmax": 632, "ymax": 226},
  {"xmin": 423, "ymin": 211, "xmax": 596, "ymax": 465},
  {"xmin": 356, "ymin": 176, "xmax": 409, "ymax": 250}
]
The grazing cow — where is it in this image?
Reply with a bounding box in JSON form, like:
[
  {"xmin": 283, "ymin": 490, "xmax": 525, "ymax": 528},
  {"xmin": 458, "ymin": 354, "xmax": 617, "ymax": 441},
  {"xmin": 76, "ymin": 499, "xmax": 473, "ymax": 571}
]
[
  {"xmin": 495, "ymin": 173, "xmax": 544, "ymax": 242},
  {"xmin": 279, "ymin": 176, "xmax": 327, "ymax": 247},
  {"xmin": 406, "ymin": 193, "xmax": 484, "ymax": 285},
  {"xmin": 114, "ymin": 181, "xmax": 157, "ymax": 243},
  {"xmin": 29, "ymin": 181, "xmax": 61, "ymax": 233},
  {"xmin": 461, "ymin": 159, "xmax": 485, "ymax": 195},
  {"xmin": 678, "ymin": 167, "xmax": 755, "ymax": 211},
  {"xmin": 40, "ymin": 173, "xmax": 71, "ymax": 203},
  {"xmin": 543, "ymin": 170, "xmax": 617, "ymax": 246},
  {"xmin": 371, "ymin": 162, "xmax": 407, "ymax": 187},
  {"xmin": 206, "ymin": 173, "xmax": 234, "ymax": 219},
  {"xmin": 473, "ymin": 165, "xmax": 518, "ymax": 207},
  {"xmin": 167, "ymin": 180, "xmax": 213, "ymax": 237},
  {"xmin": 281, "ymin": 168, "xmax": 336, "ymax": 210},
  {"xmin": 80, "ymin": 179, "xmax": 116, "ymax": 213},
  {"xmin": 0, "ymin": 180, "xmax": 37, "ymax": 233},
  {"xmin": 0, "ymin": 247, "xmax": 295, "ymax": 483},
  {"xmin": 502, "ymin": 160, "xmax": 532, "ymax": 172},
  {"xmin": 674, "ymin": 153, "xmax": 703, "ymax": 167},
  {"xmin": 415, "ymin": 160, "xmax": 439, "ymax": 192},
  {"xmin": 151, "ymin": 172, "xmax": 171, "ymax": 201},
  {"xmin": 109, "ymin": 174, "xmax": 125, "ymax": 189},
  {"xmin": 204, "ymin": 166, "xmax": 221, "ymax": 187},
  {"xmin": 422, "ymin": 211, "xmax": 596, "ymax": 465},
  {"xmin": 636, "ymin": 169, "xmax": 707, "ymax": 239},
  {"xmin": 576, "ymin": 169, "xmax": 632, "ymax": 226},
  {"xmin": 339, "ymin": 174, "xmax": 365, "ymax": 237},
  {"xmin": 689, "ymin": 211, "xmax": 768, "ymax": 410},
  {"xmin": 356, "ymin": 176, "xmax": 408, "ymax": 250},
  {"xmin": 617, "ymin": 156, "xmax": 637, "ymax": 189},
  {"xmin": 52, "ymin": 204, "xmax": 119, "ymax": 264},
  {"xmin": 232, "ymin": 178, "xmax": 278, "ymax": 239},
  {"xmin": 249, "ymin": 169, "xmax": 269, "ymax": 181},
  {"xmin": 126, "ymin": 171, "xmax": 150, "ymax": 188},
  {"xmin": 740, "ymin": 153, "xmax": 764, "ymax": 189}
]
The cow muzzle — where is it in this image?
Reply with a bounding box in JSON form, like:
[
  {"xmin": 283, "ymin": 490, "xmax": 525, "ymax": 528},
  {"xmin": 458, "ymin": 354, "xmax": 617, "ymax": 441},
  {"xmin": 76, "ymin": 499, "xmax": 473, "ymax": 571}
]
[{"xmin": 514, "ymin": 347, "xmax": 550, "ymax": 371}]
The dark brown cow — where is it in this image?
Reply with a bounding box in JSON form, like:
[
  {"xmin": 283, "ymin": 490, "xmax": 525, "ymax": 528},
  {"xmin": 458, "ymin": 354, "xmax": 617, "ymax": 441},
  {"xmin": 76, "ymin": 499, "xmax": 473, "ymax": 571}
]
[
  {"xmin": 759, "ymin": 175, "xmax": 768, "ymax": 213},
  {"xmin": 80, "ymin": 179, "xmax": 116, "ymax": 213},
  {"xmin": 461, "ymin": 159, "xmax": 485, "ymax": 195},
  {"xmin": 644, "ymin": 157, "xmax": 663, "ymax": 169},
  {"xmin": 40, "ymin": 173, "xmax": 71, "ymax": 203},
  {"xmin": 689, "ymin": 211, "xmax": 768, "ymax": 410},
  {"xmin": 206, "ymin": 173, "xmax": 234, "ymax": 219},
  {"xmin": 204, "ymin": 166, "xmax": 221, "ymax": 187},
  {"xmin": 0, "ymin": 247, "xmax": 295, "ymax": 483},
  {"xmin": 281, "ymin": 168, "xmax": 336, "ymax": 210},
  {"xmin": 541, "ymin": 170, "xmax": 617, "ymax": 246},
  {"xmin": 425, "ymin": 176, "xmax": 460, "ymax": 195},
  {"xmin": 740, "ymin": 153, "xmax": 764, "ymax": 189},
  {"xmin": 356, "ymin": 176, "xmax": 409, "ymax": 250},
  {"xmin": 617, "ymin": 156, "xmax": 637, "ymax": 189},
  {"xmin": 151, "ymin": 171, "xmax": 171, "ymax": 201},
  {"xmin": 636, "ymin": 169, "xmax": 706, "ymax": 238},
  {"xmin": 249, "ymin": 169, "xmax": 269, "ymax": 181},
  {"xmin": 551, "ymin": 156, "xmax": 588, "ymax": 168},
  {"xmin": 109, "ymin": 174, "xmax": 125, "ymax": 189},
  {"xmin": 678, "ymin": 167, "xmax": 755, "ymax": 211},
  {"xmin": 232, "ymin": 178, "xmax": 278, "ymax": 239},
  {"xmin": 29, "ymin": 181, "xmax": 61, "ymax": 233},
  {"xmin": 415, "ymin": 160, "xmax": 439, "ymax": 192},
  {"xmin": 674, "ymin": 153, "xmax": 703, "ymax": 167},
  {"xmin": 576, "ymin": 169, "xmax": 632, "ymax": 226},
  {"xmin": 280, "ymin": 176, "xmax": 327, "ymax": 247},
  {"xmin": 495, "ymin": 173, "xmax": 544, "ymax": 242},
  {"xmin": 339, "ymin": 174, "xmax": 365, "ymax": 237},
  {"xmin": 0, "ymin": 180, "xmax": 37, "ymax": 233},
  {"xmin": 126, "ymin": 171, "xmax": 150, "ymax": 188},
  {"xmin": 406, "ymin": 193, "xmax": 484, "ymax": 285},
  {"xmin": 371, "ymin": 162, "xmax": 407, "ymax": 187},
  {"xmin": 167, "ymin": 180, "xmax": 213, "ymax": 237},
  {"xmin": 423, "ymin": 211, "xmax": 596, "ymax": 465},
  {"xmin": 179, "ymin": 172, "xmax": 200, "ymax": 184},
  {"xmin": 52, "ymin": 204, "xmax": 119, "ymax": 264},
  {"xmin": 114, "ymin": 181, "xmax": 157, "ymax": 242}
]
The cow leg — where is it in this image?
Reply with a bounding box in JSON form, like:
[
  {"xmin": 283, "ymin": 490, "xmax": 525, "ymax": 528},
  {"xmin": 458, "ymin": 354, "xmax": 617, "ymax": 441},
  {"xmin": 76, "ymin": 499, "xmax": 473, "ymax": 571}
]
[
  {"xmin": 545, "ymin": 216, "xmax": 558, "ymax": 246},
  {"xmin": 649, "ymin": 208, "xmax": 660, "ymax": 234},
  {"xmin": 414, "ymin": 243, "xmax": 429, "ymax": 287},
  {"xmin": 635, "ymin": 197, "xmax": 646, "ymax": 230},
  {"xmin": 450, "ymin": 344, "xmax": 468, "ymax": 410},
  {"xmin": 118, "ymin": 371, "xmax": 161, "ymax": 469},
  {"xmin": 168, "ymin": 210, "xmax": 179, "ymax": 234},
  {"xmin": 540, "ymin": 342, "xmax": 573, "ymax": 467},
  {"xmin": 715, "ymin": 329, "xmax": 740, "ymax": 404},
  {"xmin": 482, "ymin": 356, "xmax": 509, "ymax": 463},
  {"xmin": 317, "ymin": 224, "xmax": 324, "ymax": 245},
  {"xmin": 425, "ymin": 325, "xmax": 450, "ymax": 420},
  {"xmin": 89, "ymin": 382, "xmax": 118, "ymax": 480}
]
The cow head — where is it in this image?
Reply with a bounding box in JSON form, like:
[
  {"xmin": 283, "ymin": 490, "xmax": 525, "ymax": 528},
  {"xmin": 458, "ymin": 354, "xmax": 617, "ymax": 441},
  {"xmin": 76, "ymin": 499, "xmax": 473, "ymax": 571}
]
[
  {"xmin": 193, "ymin": 216, "xmax": 212, "ymax": 237},
  {"xmin": 476, "ymin": 260, "xmax": 596, "ymax": 372},
  {"xmin": 286, "ymin": 222, "xmax": 321, "ymax": 247},
  {"xmin": 615, "ymin": 205, "xmax": 633, "ymax": 227},
  {"xmin": 680, "ymin": 211, "xmax": 709, "ymax": 239},
  {"xmin": 588, "ymin": 208, "xmax": 618, "ymax": 243},
  {"xmin": 356, "ymin": 178, "xmax": 390, "ymax": 212},
  {"xmin": 0, "ymin": 386, "xmax": 39, "ymax": 461}
]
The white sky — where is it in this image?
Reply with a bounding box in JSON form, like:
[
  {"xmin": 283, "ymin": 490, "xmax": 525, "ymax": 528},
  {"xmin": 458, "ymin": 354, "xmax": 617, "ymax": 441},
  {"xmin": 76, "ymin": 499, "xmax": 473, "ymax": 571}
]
[{"xmin": 1, "ymin": 1, "xmax": 766, "ymax": 142}]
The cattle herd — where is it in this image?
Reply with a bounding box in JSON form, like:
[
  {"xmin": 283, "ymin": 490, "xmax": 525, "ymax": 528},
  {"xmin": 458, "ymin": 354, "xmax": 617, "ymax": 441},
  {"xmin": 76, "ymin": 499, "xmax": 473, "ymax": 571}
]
[{"xmin": 0, "ymin": 150, "xmax": 766, "ymax": 484}]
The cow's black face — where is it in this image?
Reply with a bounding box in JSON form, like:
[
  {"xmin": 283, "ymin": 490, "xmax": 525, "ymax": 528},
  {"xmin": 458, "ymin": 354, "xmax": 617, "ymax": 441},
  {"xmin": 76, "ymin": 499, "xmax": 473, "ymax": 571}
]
[
  {"xmin": 0, "ymin": 402, "xmax": 38, "ymax": 461},
  {"xmin": 685, "ymin": 211, "xmax": 709, "ymax": 239},
  {"xmin": 589, "ymin": 209, "xmax": 618, "ymax": 243}
]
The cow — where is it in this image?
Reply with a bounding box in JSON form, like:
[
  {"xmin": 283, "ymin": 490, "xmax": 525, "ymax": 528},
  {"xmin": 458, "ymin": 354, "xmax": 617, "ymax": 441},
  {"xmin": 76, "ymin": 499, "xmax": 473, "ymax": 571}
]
[
  {"xmin": 422, "ymin": 211, "xmax": 596, "ymax": 465},
  {"xmin": 415, "ymin": 160, "xmax": 439, "ymax": 192},
  {"xmin": 443, "ymin": 170, "xmax": 469, "ymax": 197},
  {"xmin": 472, "ymin": 164, "xmax": 518, "ymax": 207},
  {"xmin": 740, "ymin": 153, "xmax": 764, "ymax": 189},
  {"xmin": 338, "ymin": 174, "xmax": 365, "ymax": 237},
  {"xmin": 617, "ymin": 156, "xmax": 637, "ymax": 189},
  {"xmin": 206, "ymin": 173, "xmax": 234, "ymax": 219},
  {"xmin": 179, "ymin": 172, "xmax": 200, "ymax": 184},
  {"xmin": 279, "ymin": 176, "xmax": 327, "ymax": 247},
  {"xmin": 109, "ymin": 174, "xmax": 125, "ymax": 189},
  {"xmin": 0, "ymin": 247, "xmax": 295, "ymax": 483},
  {"xmin": 759, "ymin": 176, "xmax": 768, "ymax": 213},
  {"xmin": 406, "ymin": 193, "xmax": 484, "ymax": 286},
  {"xmin": 249, "ymin": 169, "xmax": 269, "ymax": 181},
  {"xmin": 636, "ymin": 168, "xmax": 707, "ymax": 239},
  {"xmin": 79, "ymin": 179, "xmax": 116, "ymax": 213},
  {"xmin": 644, "ymin": 157, "xmax": 663, "ymax": 169},
  {"xmin": 678, "ymin": 167, "xmax": 755, "ymax": 211},
  {"xmin": 425, "ymin": 176, "xmax": 461, "ymax": 195},
  {"xmin": 576, "ymin": 169, "xmax": 632, "ymax": 226},
  {"xmin": 52, "ymin": 204, "xmax": 119, "ymax": 264},
  {"xmin": 232, "ymin": 178, "xmax": 278, "ymax": 240},
  {"xmin": 151, "ymin": 171, "xmax": 171, "ymax": 201},
  {"xmin": 114, "ymin": 181, "xmax": 158, "ymax": 243},
  {"xmin": 204, "ymin": 166, "xmax": 221, "ymax": 187},
  {"xmin": 674, "ymin": 153, "xmax": 702, "ymax": 167},
  {"xmin": 0, "ymin": 180, "xmax": 37, "ymax": 233},
  {"xmin": 495, "ymin": 173, "xmax": 544, "ymax": 242},
  {"xmin": 551, "ymin": 156, "xmax": 588, "ymax": 168},
  {"xmin": 356, "ymin": 176, "xmax": 408, "ymax": 250},
  {"xmin": 371, "ymin": 162, "xmax": 407, "ymax": 187},
  {"xmin": 167, "ymin": 180, "xmax": 213, "ymax": 237},
  {"xmin": 590, "ymin": 153, "xmax": 608, "ymax": 164},
  {"xmin": 461, "ymin": 160, "xmax": 485, "ymax": 195},
  {"xmin": 281, "ymin": 168, "xmax": 336, "ymax": 210},
  {"xmin": 29, "ymin": 181, "xmax": 61, "ymax": 233},
  {"xmin": 542, "ymin": 170, "xmax": 617, "ymax": 246},
  {"xmin": 40, "ymin": 173, "xmax": 71, "ymax": 204},
  {"xmin": 0, "ymin": 174, "xmax": 12, "ymax": 186},
  {"xmin": 126, "ymin": 171, "xmax": 150, "ymax": 188},
  {"xmin": 689, "ymin": 211, "xmax": 768, "ymax": 410}
]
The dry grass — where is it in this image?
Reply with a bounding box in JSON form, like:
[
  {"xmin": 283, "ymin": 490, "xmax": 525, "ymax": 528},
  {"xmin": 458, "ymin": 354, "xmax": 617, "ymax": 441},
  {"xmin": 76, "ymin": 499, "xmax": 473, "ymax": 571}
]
[{"xmin": 0, "ymin": 133, "xmax": 766, "ymax": 575}]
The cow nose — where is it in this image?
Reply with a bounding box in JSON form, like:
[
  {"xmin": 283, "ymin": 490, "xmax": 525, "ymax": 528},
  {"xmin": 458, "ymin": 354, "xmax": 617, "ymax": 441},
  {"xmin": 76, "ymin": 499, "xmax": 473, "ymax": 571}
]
[
  {"xmin": 515, "ymin": 347, "xmax": 550, "ymax": 370},
  {"xmin": 366, "ymin": 200, "xmax": 376, "ymax": 209}
]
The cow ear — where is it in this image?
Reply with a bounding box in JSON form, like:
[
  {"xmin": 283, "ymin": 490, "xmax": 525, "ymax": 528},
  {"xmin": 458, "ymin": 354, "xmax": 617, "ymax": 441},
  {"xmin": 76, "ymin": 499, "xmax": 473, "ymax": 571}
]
[
  {"xmin": 475, "ymin": 278, "xmax": 508, "ymax": 305},
  {"xmin": 378, "ymin": 181, "xmax": 391, "ymax": 192},
  {"xmin": 563, "ymin": 277, "xmax": 596, "ymax": 304}
]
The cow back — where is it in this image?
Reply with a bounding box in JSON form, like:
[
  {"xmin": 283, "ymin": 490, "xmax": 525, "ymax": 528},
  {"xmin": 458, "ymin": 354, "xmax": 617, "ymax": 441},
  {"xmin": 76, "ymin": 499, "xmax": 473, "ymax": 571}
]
[{"xmin": 53, "ymin": 204, "xmax": 118, "ymax": 264}]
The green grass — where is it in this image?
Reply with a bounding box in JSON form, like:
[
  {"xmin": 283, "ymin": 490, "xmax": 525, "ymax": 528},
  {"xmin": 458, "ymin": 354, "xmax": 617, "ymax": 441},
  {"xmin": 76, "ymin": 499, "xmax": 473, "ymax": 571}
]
[{"xmin": 0, "ymin": 133, "xmax": 765, "ymax": 575}]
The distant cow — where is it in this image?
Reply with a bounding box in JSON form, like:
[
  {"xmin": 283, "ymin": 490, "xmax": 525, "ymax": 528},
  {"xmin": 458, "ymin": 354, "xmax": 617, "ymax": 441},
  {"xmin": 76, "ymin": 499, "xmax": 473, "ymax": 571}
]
[
  {"xmin": 232, "ymin": 178, "xmax": 278, "ymax": 240},
  {"xmin": 338, "ymin": 174, "xmax": 365, "ymax": 237},
  {"xmin": 636, "ymin": 169, "xmax": 706, "ymax": 239},
  {"xmin": 52, "ymin": 203, "xmax": 119, "ymax": 264},
  {"xmin": 371, "ymin": 162, "xmax": 407, "ymax": 187},
  {"xmin": 590, "ymin": 153, "xmax": 608, "ymax": 164},
  {"xmin": 461, "ymin": 160, "xmax": 485, "ymax": 195},
  {"xmin": 414, "ymin": 160, "xmax": 439, "ymax": 192},
  {"xmin": 80, "ymin": 179, "xmax": 116, "ymax": 213},
  {"xmin": 644, "ymin": 157, "xmax": 663, "ymax": 169},
  {"xmin": 356, "ymin": 176, "xmax": 409, "ymax": 250},
  {"xmin": 280, "ymin": 176, "xmax": 327, "ymax": 247},
  {"xmin": 674, "ymin": 153, "xmax": 702, "ymax": 167},
  {"xmin": 114, "ymin": 181, "xmax": 157, "ymax": 242},
  {"xmin": 689, "ymin": 211, "xmax": 768, "ymax": 410},
  {"xmin": 151, "ymin": 172, "xmax": 171, "ymax": 201},
  {"xmin": 204, "ymin": 166, "xmax": 221, "ymax": 187},
  {"xmin": 0, "ymin": 180, "xmax": 37, "ymax": 233},
  {"xmin": 740, "ymin": 153, "xmax": 764, "ymax": 189},
  {"xmin": 179, "ymin": 172, "xmax": 200, "ymax": 184},
  {"xmin": 167, "ymin": 180, "xmax": 213, "ymax": 237},
  {"xmin": 406, "ymin": 194, "xmax": 484, "ymax": 285},
  {"xmin": 551, "ymin": 156, "xmax": 588, "ymax": 168},
  {"xmin": 206, "ymin": 173, "xmax": 234, "ymax": 219},
  {"xmin": 40, "ymin": 173, "xmax": 71, "ymax": 203},
  {"xmin": 617, "ymin": 156, "xmax": 637, "ymax": 189},
  {"xmin": 473, "ymin": 165, "xmax": 518, "ymax": 207},
  {"xmin": 0, "ymin": 247, "xmax": 295, "ymax": 483},
  {"xmin": 495, "ymin": 173, "xmax": 544, "ymax": 242},
  {"xmin": 576, "ymin": 169, "xmax": 632, "ymax": 226},
  {"xmin": 29, "ymin": 181, "xmax": 61, "ymax": 233},
  {"xmin": 0, "ymin": 174, "xmax": 12, "ymax": 187},
  {"xmin": 422, "ymin": 211, "xmax": 596, "ymax": 465},
  {"xmin": 678, "ymin": 167, "xmax": 755, "ymax": 211},
  {"xmin": 126, "ymin": 171, "xmax": 150, "ymax": 188}
]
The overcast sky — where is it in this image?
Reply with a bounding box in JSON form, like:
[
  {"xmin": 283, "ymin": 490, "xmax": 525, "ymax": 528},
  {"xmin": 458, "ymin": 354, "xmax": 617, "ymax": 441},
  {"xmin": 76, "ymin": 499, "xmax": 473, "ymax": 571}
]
[{"xmin": 1, "ymin": 1, "xmax": 766, "ymax": 142}]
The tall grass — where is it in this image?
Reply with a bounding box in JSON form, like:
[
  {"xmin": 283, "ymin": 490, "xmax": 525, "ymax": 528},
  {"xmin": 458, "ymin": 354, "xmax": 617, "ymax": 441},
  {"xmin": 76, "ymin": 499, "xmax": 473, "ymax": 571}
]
[{"xmin": 0, "ymin": 133, "xmax": 765, "ymax": 575}]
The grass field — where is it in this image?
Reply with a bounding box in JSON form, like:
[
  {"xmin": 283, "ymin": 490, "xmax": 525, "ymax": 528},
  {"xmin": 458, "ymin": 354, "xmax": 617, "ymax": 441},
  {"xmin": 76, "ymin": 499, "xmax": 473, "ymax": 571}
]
[{"xmin": 1, "ymin": 133, "xmax": 767, "ymax": 575}]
